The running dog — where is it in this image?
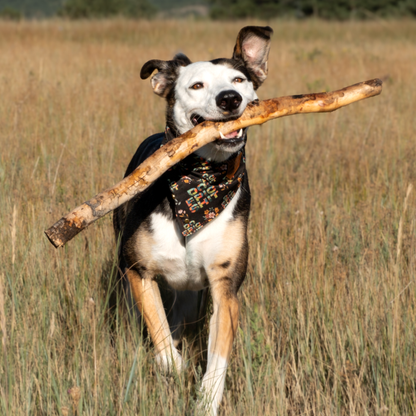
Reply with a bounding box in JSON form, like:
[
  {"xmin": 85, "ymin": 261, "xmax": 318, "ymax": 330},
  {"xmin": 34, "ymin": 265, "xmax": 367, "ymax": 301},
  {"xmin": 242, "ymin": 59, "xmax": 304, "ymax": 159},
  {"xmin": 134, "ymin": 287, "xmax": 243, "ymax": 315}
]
[{"xmin": 114, "ymin": 26, "xmax": 273, "ymax": 415}]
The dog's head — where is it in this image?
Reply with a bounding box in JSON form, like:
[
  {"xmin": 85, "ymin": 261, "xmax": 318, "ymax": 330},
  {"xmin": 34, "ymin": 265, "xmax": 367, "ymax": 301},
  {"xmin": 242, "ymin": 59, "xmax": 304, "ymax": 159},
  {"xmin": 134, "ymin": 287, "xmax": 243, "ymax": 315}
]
[{"xmin": 141, "ymin": 26, "xmax": 273, "ymax": 161}]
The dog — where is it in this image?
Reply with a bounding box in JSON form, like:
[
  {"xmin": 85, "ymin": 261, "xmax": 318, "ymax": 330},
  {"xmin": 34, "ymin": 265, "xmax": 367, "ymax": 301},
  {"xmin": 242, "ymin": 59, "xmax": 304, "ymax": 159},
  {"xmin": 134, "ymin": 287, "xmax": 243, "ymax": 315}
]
[{"xmin": 113, "ymin": 26, "xmax": 273, "ymax": 415}]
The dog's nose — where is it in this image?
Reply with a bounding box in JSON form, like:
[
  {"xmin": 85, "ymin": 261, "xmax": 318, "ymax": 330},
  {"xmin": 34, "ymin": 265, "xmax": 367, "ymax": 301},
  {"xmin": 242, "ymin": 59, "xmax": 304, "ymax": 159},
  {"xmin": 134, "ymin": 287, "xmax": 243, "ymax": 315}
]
[{"xmin": 216, "ymin": 90, "xmax": 242, "ymax": 113}]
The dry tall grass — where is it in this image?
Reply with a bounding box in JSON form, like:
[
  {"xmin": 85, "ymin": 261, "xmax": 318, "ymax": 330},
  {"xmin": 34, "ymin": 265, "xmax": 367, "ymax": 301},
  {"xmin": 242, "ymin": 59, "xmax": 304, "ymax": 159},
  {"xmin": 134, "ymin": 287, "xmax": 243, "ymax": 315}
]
[{"xmin": 0, "ymin": 18, "xmax": 415, "ymax": 415}]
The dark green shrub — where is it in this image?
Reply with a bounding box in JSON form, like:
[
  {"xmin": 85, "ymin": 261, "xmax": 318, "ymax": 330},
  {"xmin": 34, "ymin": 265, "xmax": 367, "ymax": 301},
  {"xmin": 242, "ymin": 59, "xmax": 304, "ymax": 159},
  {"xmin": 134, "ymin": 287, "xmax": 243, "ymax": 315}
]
[
  {"xmin": 208, "ymin": 0, "xmax": 416, "ymax": 20},
  {"xmin": 58, "ymin": 0, "xmax": 157, "ymax": 19},
  {"xmin": 0, "ymin": 6, "xmax": 22, "ymax": 20}
]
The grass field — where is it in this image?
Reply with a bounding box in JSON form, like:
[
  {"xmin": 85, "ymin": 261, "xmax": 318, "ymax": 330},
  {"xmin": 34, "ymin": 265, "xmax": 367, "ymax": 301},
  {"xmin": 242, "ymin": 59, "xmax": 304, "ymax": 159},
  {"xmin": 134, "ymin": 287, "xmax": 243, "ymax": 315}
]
[{"xmin": 0, "ymin": 18, "xmax": 416, "ymax": 415}]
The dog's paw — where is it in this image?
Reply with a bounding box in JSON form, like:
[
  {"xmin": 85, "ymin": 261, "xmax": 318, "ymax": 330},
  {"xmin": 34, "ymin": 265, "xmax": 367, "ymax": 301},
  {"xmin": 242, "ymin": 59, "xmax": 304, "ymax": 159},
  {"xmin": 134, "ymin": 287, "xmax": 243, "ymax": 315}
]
[
  {"xmin": 195, "ymin": 358, "xmax": 228, "ymax": 415},
  {"xmin": 155, "ymin": 348, "xmax": 185, "ymax": 374}
]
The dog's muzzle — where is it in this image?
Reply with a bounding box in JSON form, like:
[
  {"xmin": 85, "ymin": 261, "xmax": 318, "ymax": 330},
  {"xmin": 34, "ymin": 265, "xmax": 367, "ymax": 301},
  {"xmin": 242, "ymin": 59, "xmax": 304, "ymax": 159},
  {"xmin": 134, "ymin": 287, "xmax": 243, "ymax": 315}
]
[{"xmin": 190, "ymin": 89, "xmax": 246, "ymax": 142}]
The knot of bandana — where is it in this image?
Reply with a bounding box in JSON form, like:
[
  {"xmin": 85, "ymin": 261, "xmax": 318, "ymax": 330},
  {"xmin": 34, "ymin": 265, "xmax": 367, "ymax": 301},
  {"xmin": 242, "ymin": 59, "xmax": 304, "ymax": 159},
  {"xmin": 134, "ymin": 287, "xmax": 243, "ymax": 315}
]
[{"xmin": 165, "ymin": 139, "xmax": 246, "ymax": 237}]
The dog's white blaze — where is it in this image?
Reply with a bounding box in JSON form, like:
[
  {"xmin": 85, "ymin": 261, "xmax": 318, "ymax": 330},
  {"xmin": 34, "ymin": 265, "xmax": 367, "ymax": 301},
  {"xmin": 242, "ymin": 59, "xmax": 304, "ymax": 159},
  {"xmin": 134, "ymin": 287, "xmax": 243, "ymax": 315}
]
[
  {"xmin": 173, "ymin": 61, "xmax": 258, "ymax": 135},
  {"xmin": 149, "ymin": 189, "xmax": 241, "ymax": 291},
  {"xmin": 200, "ymin": 353, "xmax": 228, "ymax": 415}
]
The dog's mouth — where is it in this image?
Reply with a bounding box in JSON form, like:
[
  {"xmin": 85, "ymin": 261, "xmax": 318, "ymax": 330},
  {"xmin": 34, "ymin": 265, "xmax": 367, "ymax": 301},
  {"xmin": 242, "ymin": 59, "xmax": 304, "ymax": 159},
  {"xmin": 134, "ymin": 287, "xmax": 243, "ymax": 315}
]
[
  {"xmin": 190, "ymin": 113, "xmax": 246, "ymax": 143},
  {"xmin": 190, "ymin": 114, "xmax": 207, "ymax": 127}
]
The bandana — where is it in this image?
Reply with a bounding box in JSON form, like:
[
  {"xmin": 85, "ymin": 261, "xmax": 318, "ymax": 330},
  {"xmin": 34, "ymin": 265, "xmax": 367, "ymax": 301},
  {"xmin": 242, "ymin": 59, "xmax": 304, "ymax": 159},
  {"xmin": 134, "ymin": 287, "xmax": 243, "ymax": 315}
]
[{"xmin": 164, "ymin": 128, "xmax": 246, "ymax": 237}]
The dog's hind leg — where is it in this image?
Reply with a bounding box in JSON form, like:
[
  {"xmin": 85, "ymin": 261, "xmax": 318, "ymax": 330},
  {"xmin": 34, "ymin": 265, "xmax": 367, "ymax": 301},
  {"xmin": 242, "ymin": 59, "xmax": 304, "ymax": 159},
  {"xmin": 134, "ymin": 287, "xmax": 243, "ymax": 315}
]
[
  {"xmin": 164, "ymin": 289, "xmax": 202, "ymax": 347},
  {"xmin": 125, "ymin": 268, "xmax": 184, "ymax": 373}
]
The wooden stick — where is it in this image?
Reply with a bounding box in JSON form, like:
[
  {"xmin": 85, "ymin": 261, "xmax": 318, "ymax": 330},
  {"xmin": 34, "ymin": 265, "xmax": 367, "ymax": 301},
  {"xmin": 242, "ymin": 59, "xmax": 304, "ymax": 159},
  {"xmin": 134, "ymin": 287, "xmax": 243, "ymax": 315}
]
[{"xmin": 45, "ymin": 78, "xmax": 382, "ymax": 248}]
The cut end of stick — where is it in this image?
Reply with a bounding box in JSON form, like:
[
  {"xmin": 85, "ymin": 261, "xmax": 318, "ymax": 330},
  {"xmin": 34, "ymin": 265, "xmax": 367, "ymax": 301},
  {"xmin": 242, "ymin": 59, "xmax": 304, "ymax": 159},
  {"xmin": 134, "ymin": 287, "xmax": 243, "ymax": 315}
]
[
  {"xmin": 365, "ymin": 78, "xmax": 383, "ymax": 88},
  {"xmin": 45, "ymin": 217, "xmax": 85, "ymax": 248}
]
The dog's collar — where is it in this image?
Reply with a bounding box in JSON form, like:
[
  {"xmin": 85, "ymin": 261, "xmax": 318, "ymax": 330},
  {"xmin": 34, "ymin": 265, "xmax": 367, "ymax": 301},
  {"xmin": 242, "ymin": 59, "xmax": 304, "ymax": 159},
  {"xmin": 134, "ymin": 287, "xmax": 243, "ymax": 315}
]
[{"xmin": 163, "ymin": 127, "xmax": 246, "ymax": 237}]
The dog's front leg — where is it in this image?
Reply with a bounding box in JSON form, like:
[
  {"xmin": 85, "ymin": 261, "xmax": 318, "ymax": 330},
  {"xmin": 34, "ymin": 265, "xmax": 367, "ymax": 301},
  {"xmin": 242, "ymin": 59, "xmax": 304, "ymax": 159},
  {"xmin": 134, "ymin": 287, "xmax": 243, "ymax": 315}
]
[
  {"xmin": 199, "ymin": 282, "xmax": 239, "ymax": 415},
  {"xmin": 126, "ymin": 269, "xmax": 184, "ymax": 373}
]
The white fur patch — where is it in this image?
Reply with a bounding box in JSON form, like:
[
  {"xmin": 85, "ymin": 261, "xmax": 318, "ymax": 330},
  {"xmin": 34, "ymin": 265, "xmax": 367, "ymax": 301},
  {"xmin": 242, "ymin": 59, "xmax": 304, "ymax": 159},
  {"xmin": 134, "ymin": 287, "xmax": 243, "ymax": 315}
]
[
  {"xmin": 149, "ymin": 188, "xmax": 241, "ymax": 291},
  {"xmin": 172, "ymin": 61, "xmax": 257, "ymax": 161},
  {"xmin": 194, "ymin": 139, "xmax": 245, "ymax": 163},
  {"xmin": 150, "ymin": 212, "xmax": 187, "ymax": 285},
  {"xmin": 155, "ymin": 346, "xmax": 185, "ymax": 374},
  {"xmin": 199, "ymin": 353, "xmax": 229, "ymax": 416},
  {"xmin": 173, "ymin": 62, "xmax": 258, "ymax": 135}
]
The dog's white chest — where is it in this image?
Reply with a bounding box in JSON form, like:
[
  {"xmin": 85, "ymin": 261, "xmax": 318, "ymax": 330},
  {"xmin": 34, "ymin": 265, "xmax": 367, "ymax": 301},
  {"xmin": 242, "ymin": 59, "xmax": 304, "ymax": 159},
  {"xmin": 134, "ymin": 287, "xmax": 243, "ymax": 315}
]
[{"xmin": 149, "ymin": 189, "xmax": 241, "ymax": 291}]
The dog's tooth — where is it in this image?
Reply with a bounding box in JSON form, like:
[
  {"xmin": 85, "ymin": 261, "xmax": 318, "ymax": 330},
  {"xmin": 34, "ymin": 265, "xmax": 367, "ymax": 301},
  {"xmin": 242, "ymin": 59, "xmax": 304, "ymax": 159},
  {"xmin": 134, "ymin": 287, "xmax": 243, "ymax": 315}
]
[
  {"xmin": 237, "ymin": 129, "xmax": 243, "ymax": 138},
  {"xmin": 220, "ymin": 131, "xmax": 226, "ymax": 139}
]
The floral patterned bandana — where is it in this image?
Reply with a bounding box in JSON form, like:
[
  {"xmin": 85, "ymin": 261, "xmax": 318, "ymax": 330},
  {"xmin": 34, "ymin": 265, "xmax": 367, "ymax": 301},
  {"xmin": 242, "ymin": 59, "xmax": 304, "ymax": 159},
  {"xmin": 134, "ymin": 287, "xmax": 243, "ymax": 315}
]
[{"xmin": 164, "ymin": 128, "xmax": 246, "ymax": 237}]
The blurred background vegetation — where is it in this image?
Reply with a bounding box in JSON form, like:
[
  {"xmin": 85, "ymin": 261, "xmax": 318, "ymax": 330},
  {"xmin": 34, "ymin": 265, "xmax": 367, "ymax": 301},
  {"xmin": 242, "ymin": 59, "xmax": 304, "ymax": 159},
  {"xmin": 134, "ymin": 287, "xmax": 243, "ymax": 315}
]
[
  {"xmin": 0, "ymin": 0, "xmax": 415, "ymax": 20},
  {"xmin": 1, "ymin": 16, "xmax": 415, "ymax": 415},
  {"xmin": 209, "ymin": 0, "xmax": 416, "ymax": 20}
]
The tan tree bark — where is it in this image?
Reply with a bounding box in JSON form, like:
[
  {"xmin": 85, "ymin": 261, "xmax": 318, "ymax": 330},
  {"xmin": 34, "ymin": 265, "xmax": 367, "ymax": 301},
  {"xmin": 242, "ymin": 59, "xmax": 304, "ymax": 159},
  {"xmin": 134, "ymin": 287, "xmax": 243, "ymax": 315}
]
[{"xmin": 45, "ymin": 78, "xmax": 382, "ymax": 248}]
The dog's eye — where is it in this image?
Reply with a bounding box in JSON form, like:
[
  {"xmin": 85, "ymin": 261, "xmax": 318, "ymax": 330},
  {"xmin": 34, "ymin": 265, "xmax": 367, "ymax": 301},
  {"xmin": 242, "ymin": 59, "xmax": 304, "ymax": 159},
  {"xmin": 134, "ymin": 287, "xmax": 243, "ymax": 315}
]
[
  {"xmin": 233, "ymin": 77, "xmax": 245, "ymax": 83},
  {"xmin": 190, "ymin": 83, "xmax": 203, "ymax": 90}
]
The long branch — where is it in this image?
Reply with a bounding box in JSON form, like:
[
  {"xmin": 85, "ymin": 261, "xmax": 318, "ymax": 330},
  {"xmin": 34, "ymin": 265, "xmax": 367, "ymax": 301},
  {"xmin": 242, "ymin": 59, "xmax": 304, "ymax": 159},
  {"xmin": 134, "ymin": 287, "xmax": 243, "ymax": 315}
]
[{"xmin": 45, "ymin": 78, "xmax": 382, "ymax": 248}]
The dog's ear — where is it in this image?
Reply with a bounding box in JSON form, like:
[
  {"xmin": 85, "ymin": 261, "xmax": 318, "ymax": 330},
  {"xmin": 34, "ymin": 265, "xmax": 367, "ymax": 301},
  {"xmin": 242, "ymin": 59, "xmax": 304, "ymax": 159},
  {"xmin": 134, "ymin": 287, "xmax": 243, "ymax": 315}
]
[
  {"xmin": 140, "ymin": 53, "xmax": 192, "ymax": 98},
  {"xmin": 232, "ymin": 26, "xmax": 273, "ymax": 90}
]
